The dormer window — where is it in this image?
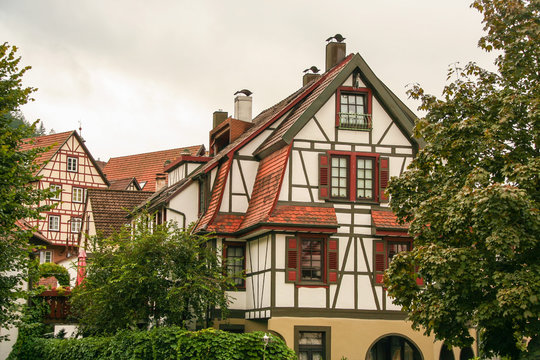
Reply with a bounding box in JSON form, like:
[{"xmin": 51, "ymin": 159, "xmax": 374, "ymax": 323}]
[{"xmin": 336, "ymin": 87, "xmax": 372, "ymax": 130}]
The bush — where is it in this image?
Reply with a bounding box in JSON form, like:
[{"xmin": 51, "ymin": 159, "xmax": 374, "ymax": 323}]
[
  {"xmin": 38, "ymin": 263, "xmax": 70, "ymax": 287},
  {"xmin": 8, "ymin": 327, "xmax": 296, "ymax": 360}
]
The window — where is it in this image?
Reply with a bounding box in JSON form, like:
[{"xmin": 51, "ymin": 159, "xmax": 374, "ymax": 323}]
[
  {"xmin": 71, "ymin": 218, "xmax": 82, "ymax": 233},
  {"xmin": 336, "ymin": 86, "xmax": 372, "ymax": 130},
  {"xmin": 367, "ymin": 335, "xmax": 422, "ymax": 360},
  {"xmin": 286, "ymin": 237, "xmax": 338, "ymax": 285},
  {"xmin": 72, "ymin": 187, "xmax": 85, "ymax": 203},
  {"xmin": 49, "ymin": 215, "xmax": 60, "ymax": 231},
  {"xmin": 223, "ymin": 242, "xmax": 245, "ymax": 288},
  {"xmin": 40, "ymin": 250, "xmax": 52, "ymax": 264},
  {"xmin": 319, "ymin": 152, "xmax": 389, "ymax": 203},
  {"xmin": 198, "ymin": 177, "xmax": 209, "ymax": 216},
  {"xmin": 374, "ymin": 238, "xmax": 413, "ymax": 284},
  {"xmin": 49, "ymin": 184, "xmax": 62, "ymax": 201},
  {"xmin": 330, "ymin": 156, "xmax": 348, "ymax": 199},
  {"xmin": 294, "ymin": 326, "xmax": 331, "ymax": 360},
  {"xmin": 67, "ymin": 157, "xmax": 78, "ymax": 172},
  {"xmin": 301, "ymin": 238, "xmax": 323, "ymax": 281}
]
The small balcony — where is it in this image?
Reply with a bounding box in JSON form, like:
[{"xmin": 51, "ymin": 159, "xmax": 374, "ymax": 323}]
[{"xmin": 338, "ymin": 112, "xmax": 372, "ymax": 130}]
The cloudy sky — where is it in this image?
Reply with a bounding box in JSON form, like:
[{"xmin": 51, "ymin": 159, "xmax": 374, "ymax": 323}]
[{"xmin": 1, "ymin": 0, "xmax": 496, "ymax": 161}]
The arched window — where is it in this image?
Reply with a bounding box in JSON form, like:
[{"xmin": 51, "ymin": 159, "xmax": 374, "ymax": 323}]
[
  {"xmin": 439, "ymin": 344, "xmax": 455, "ymax": 360},
  {"xmin": 459, "ymin": 347, "xmax": 474, "ymax": 360},
  {"xmin": 367, "ymin": 335, "xmax": 422, "ymax": 360}
]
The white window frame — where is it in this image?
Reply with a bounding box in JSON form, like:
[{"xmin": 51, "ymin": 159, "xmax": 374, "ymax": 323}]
[
  {"xmin": 40, "ymin": 250, "xmax": 53, "ymax": 264},
  {"xmin": 49, "ymin": 184, "xmax": 62, "ymax": 201},
  {"xmin": 67, "ymin": 157, "xmax": 78, "ymax": 172},
  {"xmin": 49, "ymin": 215, "xmax": 60, "ymax": 231},
  {"xmin": 72, "ymin": 187, "xmax": 85, "ymax": 203},
  {"xmin": 71, "ymin": 218, "xmax": 82, "ymax": 233}
]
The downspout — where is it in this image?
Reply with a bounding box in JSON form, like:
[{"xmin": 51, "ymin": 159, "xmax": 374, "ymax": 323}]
[{"xmin": 165, "ymin": 207, "xmax": 186, "ymax": 229}]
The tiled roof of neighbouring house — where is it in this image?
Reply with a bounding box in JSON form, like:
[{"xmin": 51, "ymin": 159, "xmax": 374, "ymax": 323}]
[
  {"xmin": 103, "ymin": 145, "xmax": 204, "ymax": 192},
  {"xmin": 87, "ymin": 189, "xmax": 153, "ymax": 238}
]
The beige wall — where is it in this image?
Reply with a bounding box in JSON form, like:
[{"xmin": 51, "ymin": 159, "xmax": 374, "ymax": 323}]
[{"xmin": 267, "ymin": 317, "xmax": 475, "ymax": 360}]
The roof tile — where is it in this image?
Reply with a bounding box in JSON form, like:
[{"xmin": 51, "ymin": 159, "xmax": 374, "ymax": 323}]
[
  {"xmin": 103, "ymin": 145, "xmax": 203, "ymax": 192},
  {"xmin": 371, "ymin": 210, "xmax": 408, "ymax": 230}
]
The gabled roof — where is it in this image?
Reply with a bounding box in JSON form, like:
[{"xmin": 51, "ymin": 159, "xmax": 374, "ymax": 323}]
[
  {"xmin": 108, "ymin": 177, "xmax": 141, "ymax": 191},
  {"xmin": 86, "ymin": 189, "xmax": 153, "ymax": 238},
  {"xmin": 103, "ymin": 145, "xmax": 204, "ymax": 192},
  {"xmin": 20, "ymin": 130, "xmax": 109, "ymax": 185},
  {"xmin": 255, "ymin": 53, "xmax": 424, "ymax": 157}
]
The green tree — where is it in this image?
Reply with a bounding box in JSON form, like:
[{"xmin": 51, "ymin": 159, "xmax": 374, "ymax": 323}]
[
  {"xmin": 70, "ymin": 215, "xmax": 234, "ymax": 336},
  {"xmin": 385, "ymin": 1, "xmax": 539, "ymax": 358},
  {"xmin": 0, "ymin": 43, "xmax": 54, "ymax": 340}
]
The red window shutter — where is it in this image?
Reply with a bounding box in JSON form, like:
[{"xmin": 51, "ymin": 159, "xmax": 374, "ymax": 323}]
[
  {"xmin": 318, "ymin": 153, "xmax": 330, "ymax": 200},
  {"xmin": 379, "ymin": 157, "xmax": 390, "ymax": 203},
  {"xmin": 374, "ymin": 240, "xmax": 385, "ymax": 284},
  {"xmin": 327, "ymin": 239, "xmax": 338, "ymax": 284},
  {"xmin": 286, "ymin": 237, "xmax": 298, "ymax": 282}
]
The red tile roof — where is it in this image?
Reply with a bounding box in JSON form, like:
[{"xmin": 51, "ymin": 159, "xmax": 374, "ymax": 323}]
[
  {"xmin": 267, "ymin": 204, "xmax": 337, "ymax": 227},
  {"xmin": 20, "ymin": 131, "xmax": 74, "ymax": 173},
  {"xmin": 103, "ymin": 145, "xmax": 204, "ymax": 192},
  {"xmin": 237, "ymin": 144, "xmax": 291, "ymax": 231},
  {"xmin": 371, "ymin": 210, "xmax": 408, "ymax": 230},
  {"xmin": 207, "ymin": 213, "xmax": 244, "ymax": 233},
  {"xmin": 195, "ymin": 157, "xmax": 233, "ymax": 231}
]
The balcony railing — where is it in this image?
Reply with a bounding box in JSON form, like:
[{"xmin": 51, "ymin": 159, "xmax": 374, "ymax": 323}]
[{"xmin": 338, "ymin": 113, "xmax": 372, "ymax": 130}]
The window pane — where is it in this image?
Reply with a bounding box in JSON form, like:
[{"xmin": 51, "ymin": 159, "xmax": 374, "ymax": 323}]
[{"xmin": 299, "ymin": 332, "xmax": 323, "ymax": 345}]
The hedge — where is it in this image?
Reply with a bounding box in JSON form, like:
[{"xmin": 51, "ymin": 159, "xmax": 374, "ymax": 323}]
[{"xmin": 8, "ymin": 327, "xmax": 297, "ymax": 360}]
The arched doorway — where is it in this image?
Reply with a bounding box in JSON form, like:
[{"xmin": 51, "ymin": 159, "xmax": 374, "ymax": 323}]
[
  {"xmin": 439, "ymin": 343, "xmax": 455, "ymax": 360},
  {"xmin": 459, "ymin": 347, "xmax": 474, "ymax": 360},
  {"xmin": 366, "ymin": 335, "xmax": 423, "ymax": 360}
]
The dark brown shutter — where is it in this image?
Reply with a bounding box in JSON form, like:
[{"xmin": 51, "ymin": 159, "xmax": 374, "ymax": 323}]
[
  {"xmin": 286, "ymin": 237, "xmax": 298, "ymax": 282},
  {"xmin": 374, "ymin": 240, "xmax": 385, "ymax": 284},
  {"xmin": 379, "ymin": 157, "xmax": 389, "ymax": 203},
  {"xmin": 327, "ymin": 238, "xmax": 339, "ymax": 283},
  {"xmin": 319, "ymin": 153, "xmax": 330, "ymax": 200}
]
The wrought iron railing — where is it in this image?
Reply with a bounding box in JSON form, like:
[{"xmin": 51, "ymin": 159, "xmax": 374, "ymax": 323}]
[{"xmin": 338, "ymin": 113, "xmax": 372, "ymax": 130}]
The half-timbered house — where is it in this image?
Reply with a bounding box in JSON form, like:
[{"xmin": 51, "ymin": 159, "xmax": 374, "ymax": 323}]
[
  {"xmin": 140, "ymin": 40, "xmax": 476, "ymax": 360},
  {"xmin": 21, "ymin": 130, "xmax": 109, "ymax": 283}
]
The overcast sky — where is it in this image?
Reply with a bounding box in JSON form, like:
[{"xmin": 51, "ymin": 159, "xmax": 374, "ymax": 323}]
[{"xmin": 1, "ymin": 0, "xmax": 496, "ymax": 161}]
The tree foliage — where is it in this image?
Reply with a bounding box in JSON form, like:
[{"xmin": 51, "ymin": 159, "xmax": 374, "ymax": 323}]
[
  {"xmin": 0, "ymin": 43, "xmax": 54, "ymax": 340},
  {"xmin": 385, "ymin": 1, "xmax": 539, "ymax": 358},
  {"xmin": 70, "ymin": 216, "xmax": 234, "ymax": 336}
]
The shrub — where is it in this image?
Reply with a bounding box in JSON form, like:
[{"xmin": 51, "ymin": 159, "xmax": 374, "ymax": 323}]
[
  {"xmin": 8, "ymin": 327, "xmax": 296, "ymax": 360},
  {"xmin": 38, "ymin": 263, "xmax": 70, "ymax": 287}
]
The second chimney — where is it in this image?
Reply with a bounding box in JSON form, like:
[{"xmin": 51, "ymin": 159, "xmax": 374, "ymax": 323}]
[
  {"xmin": 213, "ymin": 110, "xmax": 228, "ymax": 128},
  {"xmin": 234, "ymin": 95, "xmax": 252, "ymax": 122},
  {"xmin": 326, "ymin": 41, "xmax": 346, "ymax": 71}
]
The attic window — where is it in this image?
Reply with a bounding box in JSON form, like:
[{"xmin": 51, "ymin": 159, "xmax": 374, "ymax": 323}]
[{"xmin": 336, "ymin": 87, "xmax": 372, "ymax": 130}]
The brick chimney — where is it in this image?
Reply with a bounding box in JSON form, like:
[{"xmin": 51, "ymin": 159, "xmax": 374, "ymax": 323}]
[
  {"xmin": 213, "ymin": 110, "xmax": 228, "ymax": 128},
  {"xmin": 234, "ymin": 95, "xmax": 252, "ymax": 122},
  {"xmin": 303, "ymin": 73, "xmax": 321, "ymax": 86},
  {"xmin": 326, "ymin": 41, "xmax": 346, "ymax": 71},
  {"xmin": 155, "ymin": 173, "xmax": 167, "ymax": 192}
]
